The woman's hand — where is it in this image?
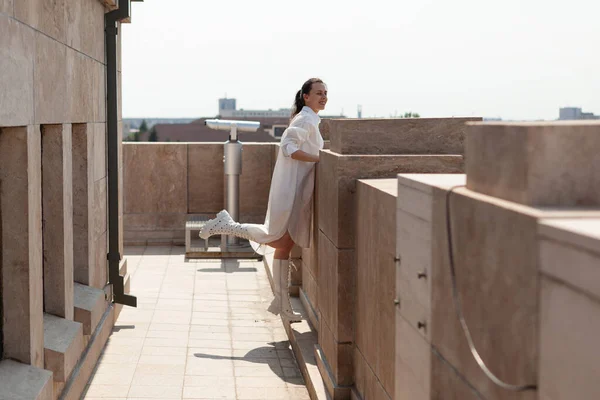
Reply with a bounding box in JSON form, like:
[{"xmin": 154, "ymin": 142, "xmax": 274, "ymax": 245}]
[{"xmin": 291, "ymin": 150, "xmax": 319, "ymax": 163}]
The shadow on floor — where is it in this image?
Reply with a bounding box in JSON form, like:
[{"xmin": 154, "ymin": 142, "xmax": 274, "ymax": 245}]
[
  {"xmin": 193, "ymin": 340, "xmax": 300, "ymax": 384},
  {"xmin": 196, "ymin": 260, "xmax": 258, "ymax": 274}
]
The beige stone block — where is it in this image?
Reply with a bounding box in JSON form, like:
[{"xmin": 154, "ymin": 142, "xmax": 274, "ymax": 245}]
[
  {"xmin": 318, "ymin": 231, "xmax": 355, "ymax": 343},
  {"xmin": 430, "ymin": 353, "xmax": 485, "ymax": 400},
  {"xmin": 301, "ymin": 162, "xmax": 320, "ymax": 278},
  {"xmin": 397, "ymin": 173, "xmax": 466, "ymax": 220},
  {"xmin": 364, "ymin": 367, "xmax": 392, "ymax": 400},
  {"xmin": 42, "ymin": 124, "xmax": 74, "ymax": 319},
  {"xmin": 352, "ymin": 347, "xmax": 368, "ymax": 399},
  {"xmin": 92, "ymin": 123, "xmax": 106, "ymax": 181},
  {"xmin": 538, "ymin": 218, "xmax": 600, "ymax": 300},
  {"xmin": 0, "ymin": 0, "xmax": 13, "ymax": 15},
  {"xmin": 396, "ymin": 208, "xmax": 431, "ymax": 339},
  {"xmin": 73, "ymin": 123, "xmax": 103, "ymax": 286},
  {"xmin": 60, "ymin": 304, "xmax": 115, "ymax": 400},
  {"xmin": 431, "ymin": 188, "xmax": 538, "ymax": 400},
  {"xmin": 301, "ymin": 262, "xmax": 318, "ymax": 310},
  {"xmin": 466, "ymin": 121, "xmax": 600, "ymax": 206},
  {"xmin": 395, "ymin": 310, "xmax": 430, "ymax": 400},
  {"xmin": 74, "ymin": 283, "xmax": 107, "ymax": 335},
  {"xmin": 0, "ymin": 359, "xmax": 53, "ymax": 400},
  {"xmin": 318, "ymin": 317, "xmax": 353, "ymax": 387},
  {"xmin": 124, "ymin": 213, "xmax": 187, "ymax": 231},
  {"xmin": 329, "ymin": 117, "xmax": 480, "ymax": 155},
  {"xmin": 0, "ymin": 15, "xmax": 35, "ymax": 126},
  {"xmin": 123, "ymin": 143, "xmax": 187, "ymax": 214},
  {"xmin": 94, "ymin": 227, "xmax": 108, "ymax": 288},
  {"xmin": 34, "ymin": 32, "xmax": 68, "ymax": 124},
  {"xmin": 319, "ymin": 119, "xmax": 332, "ymax": 140},
  {"xmin": 187, "ymin": 143, "xmax": 224, "ymax": 213},
  {"xmin": 43, "ymin": 313, "xmax": 83, "ymax": 382},
  {"xmin": 66, "ymin": 49, "xmax": 96, "ymax": 123},
  {"xmin": 15, "ymin": 0, "xmax": 67, "ymax": 42},
  {"xmin": 315, "ymin": 345, "xmax": 351, "ymax": 400},
  {"xmin": 539, "ymin": 277, "xmax": 600, "ymax": 400},
  {"xmin": 65, "ymin": 0, "xmax": 105, "ymax": 61},
  {"xmin": 354, "ymin": 179, "xmax": 395, "ymax": 395},
  {"xmin": 239, "ymin": 144, "xmax": 274, "ymax": 219},
  {"xmin": 92, "ymin": 177, "xmax": 107, "ymax": 238},
  {"xmin": 95, "ymin": 61, "xmax": 106, "ymax": 123},
  {"xmin": 0, "ymin": 126, "xmax": 44, "ymax": 367},
  {"xmin": 318, "ymin": 150, "xmax": 463, "ymax": 249}
]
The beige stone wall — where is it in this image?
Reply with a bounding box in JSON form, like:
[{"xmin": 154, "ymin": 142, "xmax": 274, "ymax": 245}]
[
  {"xmin": 0, "ymin": 1, "xmax": 125, "ymax": 398},
  {"xmin": 354, "ymin": 179, "xmax": 397, "ymax": 399},
  {"xmin": 299, "ymin": 117, "xmax": 470, "ymax": 400},
  {"xmin": 123, "ymin": 142, "xmax": 276, "ymax": 244},
  {"xmin": 394, "ymin": 122, "xmax": 600, "ymax": 400}
]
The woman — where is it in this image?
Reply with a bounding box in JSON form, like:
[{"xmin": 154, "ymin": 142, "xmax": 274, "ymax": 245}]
[{"xmin": 200, "ymin": 78, "xmax": 327, "ymax": 321}]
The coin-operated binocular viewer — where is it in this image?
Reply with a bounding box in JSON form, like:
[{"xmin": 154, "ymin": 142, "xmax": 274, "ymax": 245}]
[{"xmin": 204, "ymin": 119, "xmax": 260, "ymax": 247}]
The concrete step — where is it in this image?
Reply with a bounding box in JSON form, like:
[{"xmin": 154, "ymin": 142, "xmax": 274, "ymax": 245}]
[
  {"xmin": 74, "ymin": 283, "xmax": 107, "ymax": 337},
  {"xmin": 0, "ymin": 359, "xmax": 53, "ymax": 400},
  {"xmin": 284, "ymin": 298, "xmax": 329, "ymax": 400},
  {"xmin": 43, "ymin": 314, "xmax": 84, "ymax": 384}
]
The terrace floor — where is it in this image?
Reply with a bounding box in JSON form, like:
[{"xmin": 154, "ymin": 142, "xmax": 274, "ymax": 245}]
[{"xmin": 82, "ymin": 245, "xmax": 310, "ymax": 400}]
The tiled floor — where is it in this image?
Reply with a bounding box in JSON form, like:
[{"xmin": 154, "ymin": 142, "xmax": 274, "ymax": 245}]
[{"xmin": 83, "ymin": 245, "xmax": 310, "ymax": 400}]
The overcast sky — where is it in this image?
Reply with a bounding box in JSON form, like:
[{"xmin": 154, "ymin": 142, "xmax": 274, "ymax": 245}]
[{"xmin": 121, "ymin": 0, "xmax": 599, "ymax": 120}]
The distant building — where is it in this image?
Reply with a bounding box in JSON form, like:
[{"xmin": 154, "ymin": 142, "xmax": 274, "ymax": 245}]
[
  {"xmin": 141, "ymin": 117, "xmax": 288, "ymax": 143},
  {"xmin": 219, "ymin": 98, "xmax": 237, "ymax": 113},
  {"xmin": 559, "ymin": 107, "xmax": 600, "ymax": 120},
  {"xmin": 219, "ymin": 98, "xmax": 292, "ymax": 118}
]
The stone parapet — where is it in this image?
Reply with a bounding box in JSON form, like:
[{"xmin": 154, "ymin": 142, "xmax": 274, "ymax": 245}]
[
  {"xmin": 123, "ymin": 143, "xmax": 276, "ymax": 245},
  {"xmin": 537, "ymin": 218, "xmax": 600, "ymax": 400},
  {"xmin": 394, "ymin": 120, "xmax": 600, "ymax": 399},
  {"xmin": 329, "ymin": 117, "xmax": 480, "ymax": 155},
  {"xmin": 353, "ymin": 179, "xmax": 397, "ymax": 400},
  {"xmin": 306, "ymin": 117, "xmax": 469, "ymax": 399},
  {"xmin": 466, "ymin": 121, "xmax": 600, "ymax": 206}
]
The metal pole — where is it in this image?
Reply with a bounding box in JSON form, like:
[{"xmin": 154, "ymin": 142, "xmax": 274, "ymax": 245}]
[
  {"xmin": 226, "ymin": 175, "xmax": 240, "ymax": 246},
  {"xmin": 224, "ymin": 125, "xmax": 242, "ymax": 247},
  {"xmin": 105, "ymin": 1, "xmax": 136, "ymax": 308}
]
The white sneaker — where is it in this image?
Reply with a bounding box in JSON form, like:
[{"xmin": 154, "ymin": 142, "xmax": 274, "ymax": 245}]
[{"xmin": 199, "ymin": 210, "xmax": 233, "ymax": 239}]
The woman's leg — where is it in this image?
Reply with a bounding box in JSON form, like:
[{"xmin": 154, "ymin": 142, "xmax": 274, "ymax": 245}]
[
  {"xmin": 267, "ymin": 232, "xmax": 295, "ymax": 260},
  {"xmin": 268, "ymin": 232, "xmax": 302, "ymax": 321}
]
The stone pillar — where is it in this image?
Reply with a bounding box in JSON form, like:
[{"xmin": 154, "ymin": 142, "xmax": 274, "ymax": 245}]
[
  {"xmin": 0, "ymin": 126, "xmax": 44, "ymax": 367},
  {"xmin": 41, "ymin": 124, "xmax": 74, "ymax": 319},
  {"xmin": 72, "ymin": 123, "xmax": 107, "ymax": 289},
  {"xmin": 314, "ymin": 118, "xmax": 473, "ymax": 399}
]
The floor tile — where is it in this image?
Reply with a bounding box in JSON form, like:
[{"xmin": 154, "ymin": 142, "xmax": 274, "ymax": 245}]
[{"xmin": 86, "ymin": 246, "xmax": 309, "ymax": 400}]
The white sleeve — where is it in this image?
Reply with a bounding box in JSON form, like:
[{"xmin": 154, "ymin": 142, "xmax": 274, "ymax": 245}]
[{"xmin": 280, "ymin": 118, "xmax": 310, "ymax": 157}]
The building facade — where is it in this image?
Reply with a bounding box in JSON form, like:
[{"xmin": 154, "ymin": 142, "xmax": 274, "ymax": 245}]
[
  {"xmin": 0, "ymin": 1, "xmax": 137, "ymax": 399},
  {"xmin": 559, "ymin": 107, "xmax": 600, "ymax": 120}
]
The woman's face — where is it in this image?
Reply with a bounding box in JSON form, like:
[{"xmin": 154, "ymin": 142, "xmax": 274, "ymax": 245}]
[{"xmin": 303, "ymin": 83, "xmax": 328, "ymax": 112}]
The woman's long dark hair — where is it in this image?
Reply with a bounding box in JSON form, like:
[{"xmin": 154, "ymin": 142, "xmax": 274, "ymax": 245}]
[{"xmin": 291, "ymin": 78, "xmax": 324, "ymax": 118}]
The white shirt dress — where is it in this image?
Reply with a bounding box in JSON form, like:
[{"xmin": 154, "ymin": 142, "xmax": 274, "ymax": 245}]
[{"xmin": 245, "ymin": 106, "xmax": 324, "ymax": 254}]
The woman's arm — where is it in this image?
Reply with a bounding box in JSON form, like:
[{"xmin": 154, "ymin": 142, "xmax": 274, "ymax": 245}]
[{"xmin": 291, "ymin": 150, "xmax": 319, "ymax": 163}]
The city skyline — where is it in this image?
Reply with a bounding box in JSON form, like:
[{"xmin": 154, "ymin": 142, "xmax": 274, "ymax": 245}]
[{"xmin": 121, "ymin": 0, "xmax": 599, "ymax": 121}]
